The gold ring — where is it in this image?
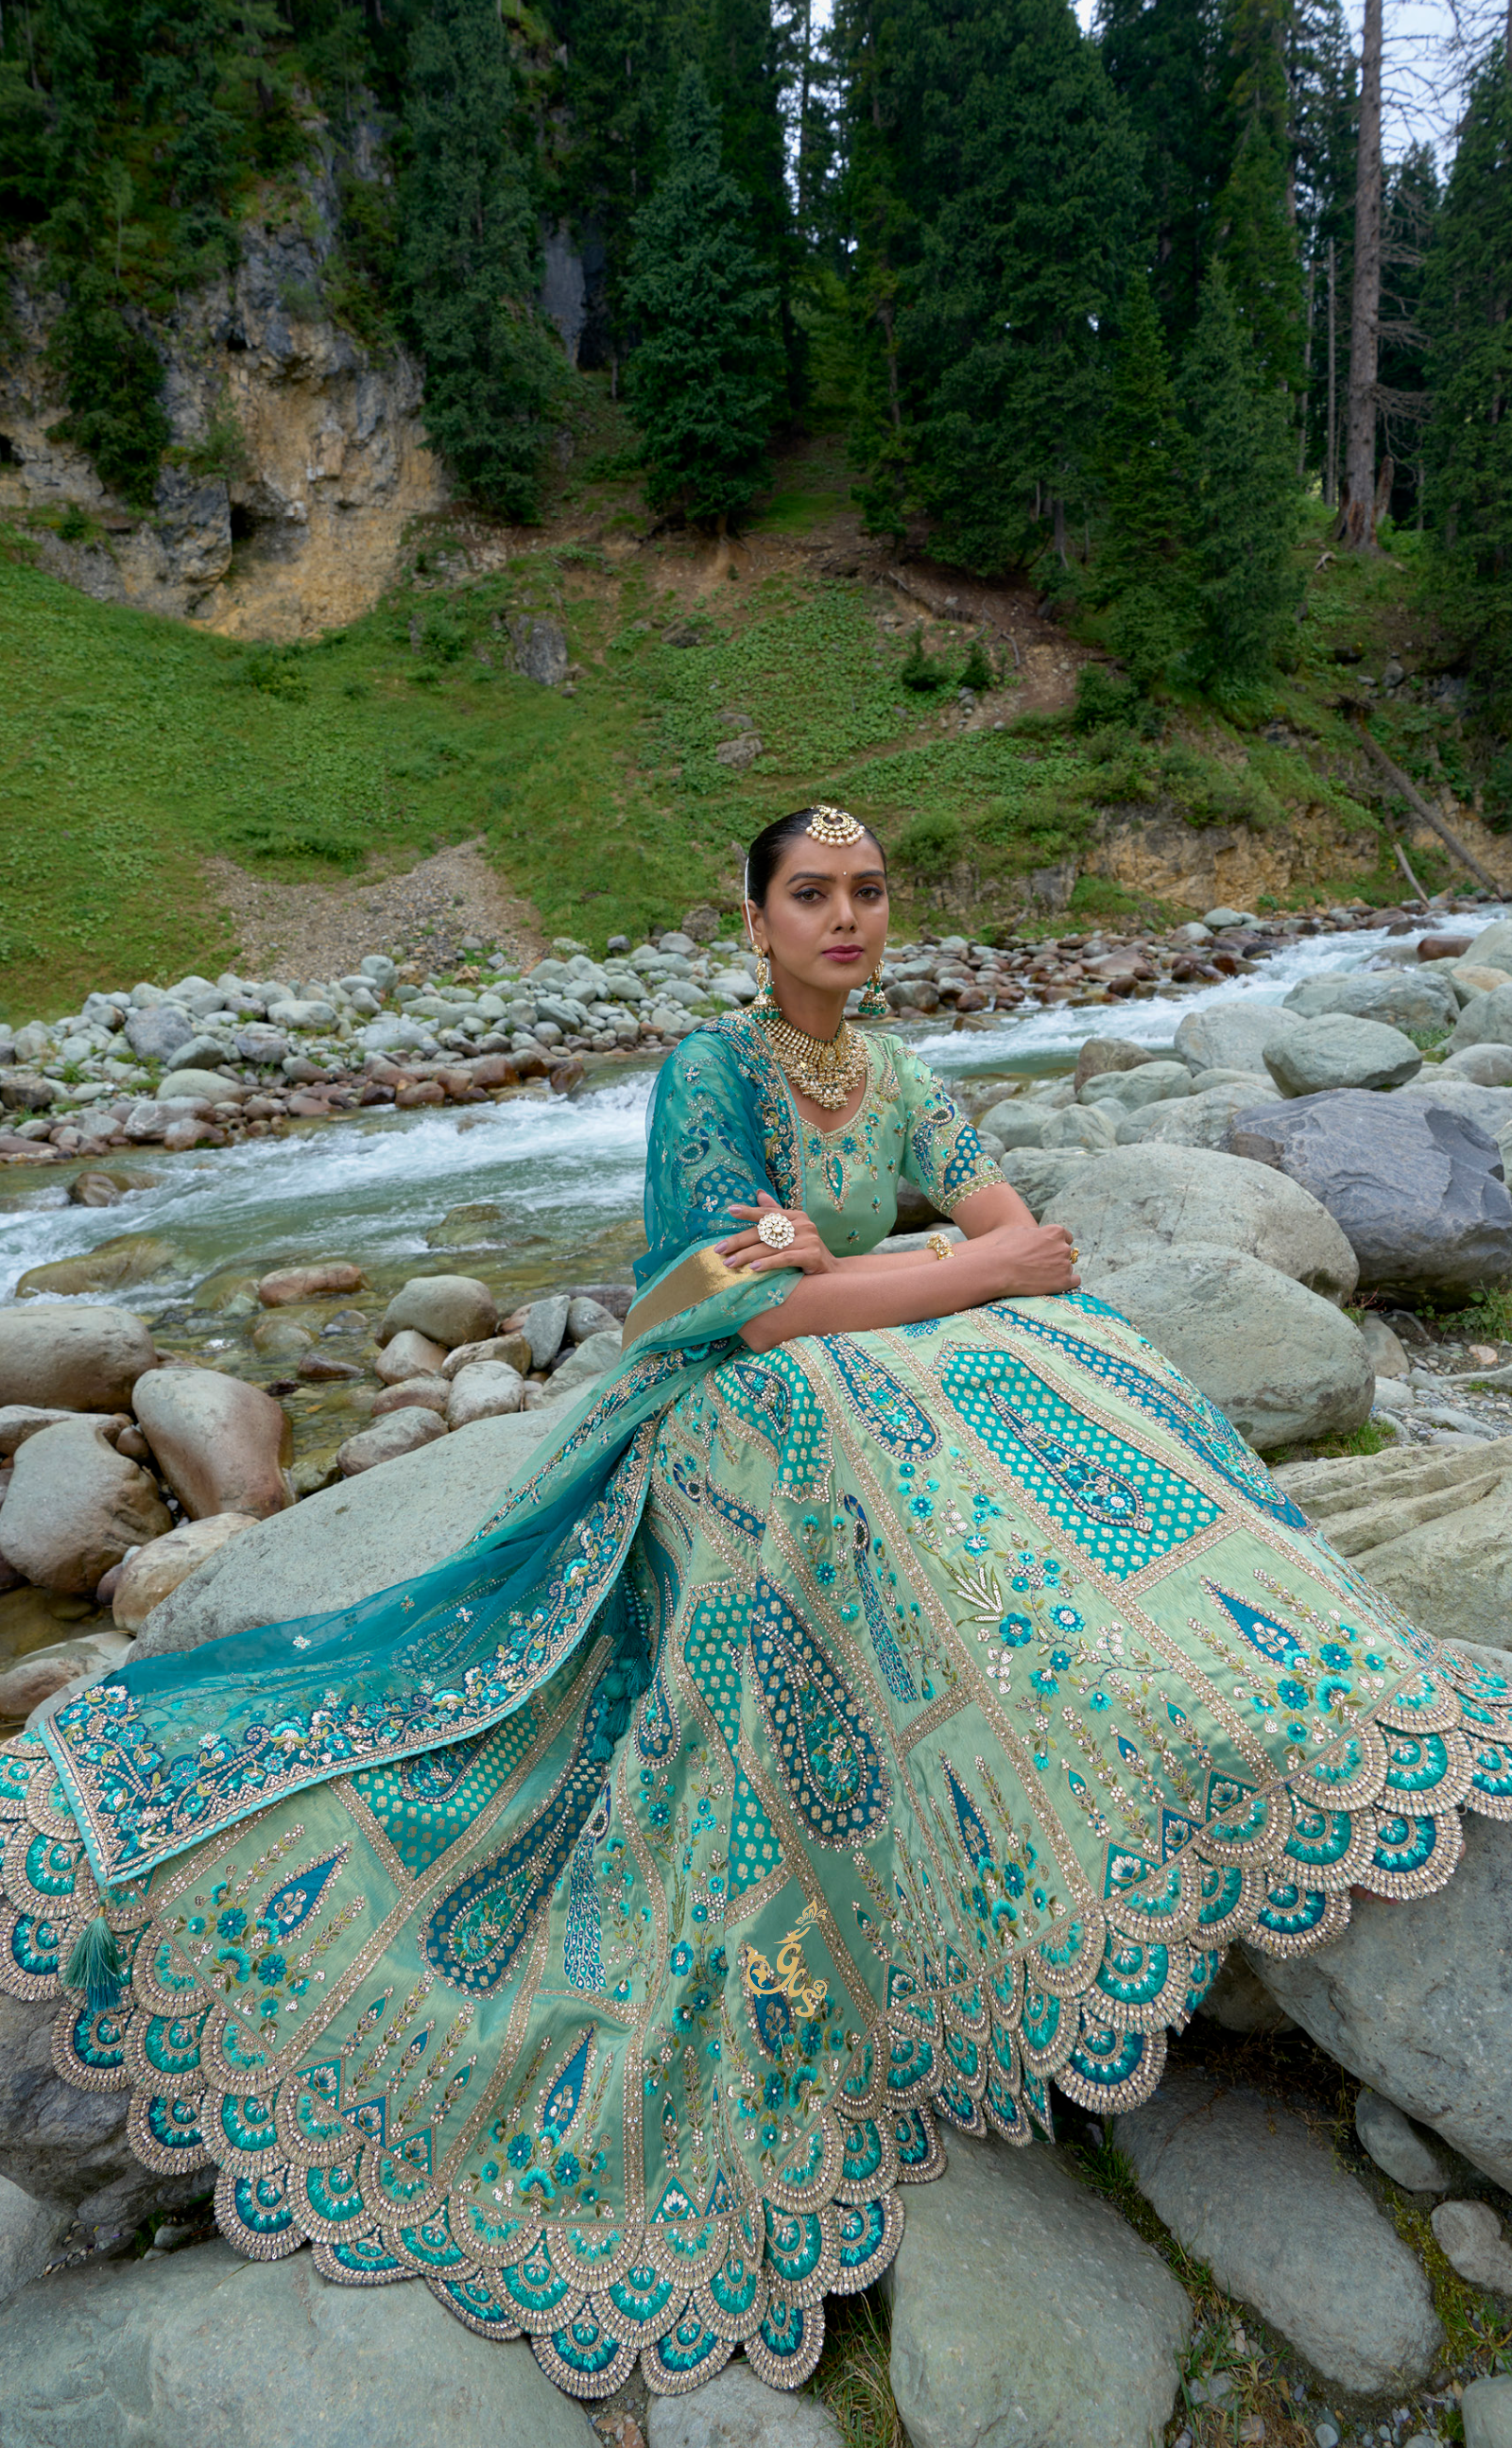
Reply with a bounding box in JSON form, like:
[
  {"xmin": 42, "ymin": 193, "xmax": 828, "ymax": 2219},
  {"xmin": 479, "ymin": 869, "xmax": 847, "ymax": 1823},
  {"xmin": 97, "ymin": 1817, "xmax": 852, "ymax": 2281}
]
[
  {"xmin": 1070, "ymin": 1246, "xmax": 1080, "ymax": 1263},
  {"xmin": 757, "ymin": 1212, "xmax": 797, "ymax": 1251}
]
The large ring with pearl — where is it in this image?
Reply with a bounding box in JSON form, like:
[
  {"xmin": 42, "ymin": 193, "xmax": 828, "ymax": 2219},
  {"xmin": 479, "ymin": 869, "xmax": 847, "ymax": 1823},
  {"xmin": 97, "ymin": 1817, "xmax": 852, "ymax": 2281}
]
[{"xmin": 757, "ymin": 1212, "xmax": 797, "ymax": 1251}]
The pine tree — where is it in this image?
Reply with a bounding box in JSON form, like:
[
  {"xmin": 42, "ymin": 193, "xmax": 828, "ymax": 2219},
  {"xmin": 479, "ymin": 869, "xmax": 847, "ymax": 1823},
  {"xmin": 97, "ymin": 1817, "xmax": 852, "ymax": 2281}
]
[
  {"xmin": 1178, "ymin": 263, "xmax": 1301, "ymax": 681},
  {"xmin": 398, "ymin": 0, "xmax": 561, "ymax": 519},
  {"xmin": 1421, "ymin": 43, "xmax": 1512, "ymax": 728},
  {"xmin": 1096, "ymin": 269, "xmax": 1193, "ymax": 687},
  {"xmin": 622, "ymin": 64, "xmax": 785, "ymax": 527},
  {"xmin": 554, "ymin": 0, "xmax": 687, "ymax": 370},
  {"xmin": 899, "ymin": 0, "xmax": 1143, "ymax": 571},
  {"xmin": 1096, "ymin": 0, "xmax": 1230, "ymax": 344}
]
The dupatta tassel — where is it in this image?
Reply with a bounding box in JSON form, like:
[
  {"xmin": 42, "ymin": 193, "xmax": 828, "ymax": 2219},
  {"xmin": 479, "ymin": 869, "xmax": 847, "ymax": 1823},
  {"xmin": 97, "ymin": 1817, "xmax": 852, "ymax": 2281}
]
[{"xmin": 63, "ymin": 1911, "xmax": 126, "ymax": 2016}]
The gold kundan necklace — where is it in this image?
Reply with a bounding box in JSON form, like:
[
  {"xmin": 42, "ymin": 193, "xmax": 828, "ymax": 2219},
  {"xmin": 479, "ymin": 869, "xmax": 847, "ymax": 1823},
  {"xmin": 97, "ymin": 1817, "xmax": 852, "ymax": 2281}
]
[{"xmin": 753, "ymin": 1005, "xmax": 868, "ymax": 1110}]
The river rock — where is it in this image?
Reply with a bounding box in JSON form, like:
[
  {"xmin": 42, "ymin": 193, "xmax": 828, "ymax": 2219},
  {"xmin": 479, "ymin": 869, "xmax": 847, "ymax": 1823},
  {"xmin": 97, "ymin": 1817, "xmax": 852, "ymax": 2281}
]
[
  {"xmin": 1226, "ymin": 1091, "xmax": 1512, "ymax": 1296},
  {"xmin": 266, "ymin": 997, "xmax": 336, "ymax": 1030},
  {"xmin": 232, "ymin": 1024, "xmax": 288, "ymax": 1065},
  {"xmin": 1112, "ymin": 2072, "xmax": 1441, "ymax": 2393},
  {"xmin": 133, "ymin": 1409, "xmax": 563, "ymax": 1656},
  {"xmin": 427, "ymin": 1201, "xmax": 506, "ymax": 1250},
  {"xmin": 523, "ymin": 1294, "xmax": 571, "ymax": 1369},
  {"xmin": 0, "ymin": 2180, "xmax": 67, "ymax": 2313},
  {"xmin": 440, "ymin": 1333, "xmax": 532, "ymax": 1380},
  {"xmin": 647, "ymin": 2363, "xmax": 840, "ymax": 2448},
  {"xmin": 1041, "ymin": 1142, "xmax": 1358, "ymax": 1298},
  {"xmin": 1283, "ymin": 969, "xmax": 1460, "ymax": 1031},
  {"xmin": 249, "ymin": 1315, "xmax": 311, "ymax": 1360},
  {"xmin": 1354, "ymin": 2090, "xmax": 1451, "ymax": 2194},
  {"xmin": 0, "ymin": 1989, "xmax": 205, "ymax": 2232},
  {"xmin": 1444, "ymin": 1043, "xmax": 1512, "ymax": 1086},
  {"xmin": 0, "ymin": 2241, "xmax": 598, "ymax": 2448},
  {"xmin": 0, "ymin": 1406, "xmax": 121, "ymax": 1458},
  {"xmin": 1040, "ymin": 1102, "xmax": 1118, "ymax": 1151},
  {"xmin": 886, "ymin": 2131, "xmax": 1191, "ymax": 2448},
  {"xmin": 123, "ymin": 1005, "xmax": 195, "ymax": 1062},
  {"xmin": 378, "ymin": 1275, "xmax": 497, "ymax": 1351},
  {"xmin": 375, "ymin": 1329, "xmax": 448, "ymax": 1386},
  {"xmin": 132, "ymin": 1369, "xmax": 292, "ymax": 1520},
  {"xmin": 1074, "ymin": 1037, "xmax": 1158, "ymax": 1091},
  {"xmin": 336, "ymin": 1408, "xmax": 448, "ymax": 1474},
  {"xmin": 0, "ymin": 1421, "xmax": 171, "ymax": 1595},
  {"xmin": 111, "ymin": 1514, "xmax": 259, "ymax": 1631},
  {"xmin": 566, "ymin": 1296, "xmax": 620, "ymax": 1343},
  {"xmin": 371, "ymin": 1377, "xmax": 450, "ymax": 1417},
  {"xmin": 257, "ymin": 1262, "xmax": 365, "ymax": 1305},
  {"xmin": 1243, "ymin": 1811, "xmax": 1512, "ymax": 2191},
  {"xmin": 1083, "ymin": 1247, "xmax": 1372, "ymax": 1448},
  {"xmin": 1114, "ymin": 1077, "xmax": 1281, "ymax": 1148},
  {"xmin": 446, "ymin": 1361, "xmax": 524, "ymax": 1426},
  {"xmin": 1430, "ymin": 2199, "xmax": 1512, "ymax": 2293},
  {"xmin": 156, "ymin": 1069, "xmax": 245, "ymax": 1102},
  {"xmin": 1452, "ymin": 982, "xmax": 1512, "ymax": 1051},
  {"xmin": 1000, "ymin": 1147, "xmax": 1101, "ymax": 1219},
  {"xmin": 1194, "ymin": 1951, "xmax": 1296, "ymax": 2035},
  {"xmin": 545, "ymin": 1329, "xmax": 622, "ymax": 1400},
  {"xmin": 1263, "ymin": 1013, "xmax": 1423, "ymax": 1095},
  {"xmin": 0, "ymin": 1307, "xmax": 158, "ymax": 1413},
  {"xmin": 1176, "ymin": 999, "xmax": 1300, "ymax": 1075},
  {"xmin": 15, "ymin": 1234, "xmax": 182, "ymax": 1302},
  {"xmin": 1465, "ymin": 2377, "xmax": 1512, "ymax": 2448},
  {"xmin": 975, "ymin": 1099, "xmax": 1048, "ymax": 1150},
  {"xmin": 1079, "ymin": 1060, "xmax": 1192, "ymax": 1111},
  {"xmin": 0, "ymin": 1629, "xmax": 132, "ymax": 1719},
  {"xmin": 1268, "ymin": 1436, "xmax": 1512, "ymax": 1646}
]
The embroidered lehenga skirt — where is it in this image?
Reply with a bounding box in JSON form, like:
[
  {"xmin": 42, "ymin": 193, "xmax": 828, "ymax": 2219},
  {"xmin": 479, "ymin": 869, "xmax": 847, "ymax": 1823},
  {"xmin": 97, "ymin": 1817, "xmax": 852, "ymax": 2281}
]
[{"xmin": 1, "ymin": 1287, "xmax": 1507, "ymax": 2396}]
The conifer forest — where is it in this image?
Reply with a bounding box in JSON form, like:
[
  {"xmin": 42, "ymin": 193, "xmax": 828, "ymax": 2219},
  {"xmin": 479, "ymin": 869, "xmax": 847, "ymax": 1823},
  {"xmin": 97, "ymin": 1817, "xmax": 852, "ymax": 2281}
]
[{"xmin": 0, "ymin": 0, "xmax": 1508, "ymax": 862}]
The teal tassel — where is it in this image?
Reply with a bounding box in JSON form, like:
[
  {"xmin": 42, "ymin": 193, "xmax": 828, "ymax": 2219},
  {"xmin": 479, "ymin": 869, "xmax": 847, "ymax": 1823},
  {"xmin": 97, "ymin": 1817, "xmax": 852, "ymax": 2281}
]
[{"xmin": 63, "ymin": 1912, "xmax": 126, "ymax": 2016}]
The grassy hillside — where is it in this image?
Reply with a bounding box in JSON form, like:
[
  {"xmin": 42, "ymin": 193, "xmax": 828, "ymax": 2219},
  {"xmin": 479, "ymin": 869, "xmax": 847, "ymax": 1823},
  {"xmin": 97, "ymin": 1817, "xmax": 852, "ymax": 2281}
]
[{"xmin": 0, "ymin": 446, "xmax": 1477, "ymax": 1025}]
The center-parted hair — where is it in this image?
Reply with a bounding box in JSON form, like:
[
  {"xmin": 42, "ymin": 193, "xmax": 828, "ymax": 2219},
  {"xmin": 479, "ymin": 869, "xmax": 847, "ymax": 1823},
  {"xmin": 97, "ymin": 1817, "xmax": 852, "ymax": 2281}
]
[{"xmin": 743, "ymin": 810, "xmax": 887, "ymax": 908}]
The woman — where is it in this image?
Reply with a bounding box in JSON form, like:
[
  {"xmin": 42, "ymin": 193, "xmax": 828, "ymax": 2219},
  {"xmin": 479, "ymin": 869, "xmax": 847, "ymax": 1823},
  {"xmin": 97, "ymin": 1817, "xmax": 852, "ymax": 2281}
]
[{"xmin": 1, "ymin": 806, "xmax": 1505, "ymax": 2402}]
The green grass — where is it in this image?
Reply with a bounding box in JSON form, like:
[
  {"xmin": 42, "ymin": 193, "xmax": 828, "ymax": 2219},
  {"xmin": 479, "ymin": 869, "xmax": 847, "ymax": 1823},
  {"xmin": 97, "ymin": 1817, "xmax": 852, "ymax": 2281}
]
[{"xmin": 2, "ymin": 477, "xmax": 1441, "ymax": 1023}]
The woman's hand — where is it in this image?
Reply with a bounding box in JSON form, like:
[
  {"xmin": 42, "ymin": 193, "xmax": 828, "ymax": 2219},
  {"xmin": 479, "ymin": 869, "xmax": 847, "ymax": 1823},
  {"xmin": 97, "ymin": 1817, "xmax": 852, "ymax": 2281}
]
[
  {"xmin": 969, "ymin": 1221, "xmax": 1081, "ymax": 1298},
  {"xmin": 718, "ymin": 1191, "xmax": 838, "ymax": 1277}
]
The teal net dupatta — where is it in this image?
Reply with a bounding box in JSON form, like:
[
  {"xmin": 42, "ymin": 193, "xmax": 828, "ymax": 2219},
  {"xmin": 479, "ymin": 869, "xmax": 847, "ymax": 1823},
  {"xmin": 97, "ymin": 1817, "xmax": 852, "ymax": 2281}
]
[{"xmin": 43, "ymin": 1029, "xmax": 797, "ymax": 1896}]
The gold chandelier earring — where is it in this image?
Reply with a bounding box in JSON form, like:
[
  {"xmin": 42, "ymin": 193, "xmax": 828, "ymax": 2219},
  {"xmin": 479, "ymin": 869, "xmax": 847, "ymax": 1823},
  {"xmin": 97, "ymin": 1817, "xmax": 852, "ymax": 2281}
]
[
  {"xmin": 752, "ymin": 952, "xmax": 778, "ymax": 1013},
  {"xmin": 857, "ymin": 963, "xmax": 888, "ymax": 1020}
]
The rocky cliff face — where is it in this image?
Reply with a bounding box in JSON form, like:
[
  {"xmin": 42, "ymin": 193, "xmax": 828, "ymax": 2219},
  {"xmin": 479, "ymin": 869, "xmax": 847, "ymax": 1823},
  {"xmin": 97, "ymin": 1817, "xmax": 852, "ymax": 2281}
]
[{"xmin": 0, "ymin": 155, "xmax": 448, "ymax": 640}]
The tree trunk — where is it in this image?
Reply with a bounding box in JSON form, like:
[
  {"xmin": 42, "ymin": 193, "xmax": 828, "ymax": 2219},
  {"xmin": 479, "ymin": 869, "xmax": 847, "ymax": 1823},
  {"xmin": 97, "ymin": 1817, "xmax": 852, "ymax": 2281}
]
[
  {"xmin": 1326, "ymin": 237, "xmax": 1338, "ymax": 508},
  {"xmin": 1298, "ymin": 254, "xmax": 1315, "ymax": 481},
  {"xmin": 1344, "ymin": 0, "xmax": 1383, "ymax": 549}
]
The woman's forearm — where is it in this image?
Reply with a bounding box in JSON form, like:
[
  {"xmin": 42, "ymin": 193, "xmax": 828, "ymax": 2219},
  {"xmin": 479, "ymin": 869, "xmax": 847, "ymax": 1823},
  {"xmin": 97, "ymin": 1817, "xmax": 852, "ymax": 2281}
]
[{"xmin": 740, "ymin": 1239, "xmax": 1015, "ymax": 1350}]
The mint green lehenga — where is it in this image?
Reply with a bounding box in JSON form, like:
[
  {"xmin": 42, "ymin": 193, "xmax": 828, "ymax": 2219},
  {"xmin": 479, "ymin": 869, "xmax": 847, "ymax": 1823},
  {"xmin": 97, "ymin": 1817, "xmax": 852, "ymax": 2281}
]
[{"xmin": 1, "ymin": 1014, "xmax": 1509, "ymax": 2399}]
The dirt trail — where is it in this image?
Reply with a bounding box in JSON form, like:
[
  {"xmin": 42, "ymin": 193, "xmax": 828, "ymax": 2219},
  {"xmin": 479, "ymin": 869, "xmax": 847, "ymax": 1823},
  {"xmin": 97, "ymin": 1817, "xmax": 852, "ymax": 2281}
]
[{"xmin": 205, "ymin": 837, "xmax": 546, "ymax": 980}]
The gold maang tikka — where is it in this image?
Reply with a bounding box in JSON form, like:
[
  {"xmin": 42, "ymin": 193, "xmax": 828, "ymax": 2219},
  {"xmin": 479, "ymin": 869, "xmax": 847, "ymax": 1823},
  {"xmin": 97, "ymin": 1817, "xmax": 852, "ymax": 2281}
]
[{"xmin": 805, "ymin": 803, "xmax": 867, "ymax": 845}]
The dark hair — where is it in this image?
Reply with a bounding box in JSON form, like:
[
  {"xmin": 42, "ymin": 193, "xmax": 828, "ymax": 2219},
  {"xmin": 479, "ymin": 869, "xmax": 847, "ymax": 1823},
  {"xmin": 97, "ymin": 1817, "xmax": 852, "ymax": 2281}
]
[{"xmin": 744, "ymin": 808, "xmax": 886, "ymax": 906}]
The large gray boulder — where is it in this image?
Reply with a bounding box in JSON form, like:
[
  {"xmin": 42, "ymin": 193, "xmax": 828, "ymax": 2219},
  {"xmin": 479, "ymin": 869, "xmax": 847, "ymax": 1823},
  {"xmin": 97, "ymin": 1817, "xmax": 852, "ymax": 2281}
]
[
  {"xmin": 0, "ymin": 1419, "xmax": 171, "ymax": 1595},
  {"xmin": 133, "ymin": 1407, "xmax": 561, "ymax": 1657},
  {"xmin": 1084, "ymin": 1247, "xmax": 1372, "ymax": 1449},
  {"xmin": 0, "ymin": 2242, "xmax": 597, "ymax": 2448},
  {"xmin": 1226, "ymin": 1091, "xmax": 1512, "ymax": 1296},
  {"xmin": 886, "ymin": 2133, "xmax": 1191, "ymax": 2448},
  {"xmin": 122, "ymin": 1004, "xmax": 194, "ymax": 1063},
  {"xmin": 647, "ymin": 2363, "xmax": 841, "ymax": 2447},
  {"xmin": 1270, "ymin": 1433, "xmax": 1512, "ymax": 1646},
  {"xmin": 0, "ymin": 2180, "xmax": 67, "ymax": 2313},
  {"xmin": 0, "ymin": 1307, "xmax": 158, "ymax": 1414},
  {"xmin": 1284, "ymin": 968, "xmax": 1459, "ymax": 1031},
  {"xmin": 377, "ymin": 1274, "xmax": 497, "ymax": 1351},
  {"xmin": 1041, "ymin": 1141, "xmax": 1358, "ymax": 1299},
  {"xmin": 1112, "ymin": 2072, "xmax": 1441, "ymax": 2394},
  {"xmin": 1114, "ymin": 1077, "xmax": 1280, "ymax": 1149},
  {"xmin": 1263, "ymin": 1013, "xmax": 1423, "ymax": 1096},
  {"xmin": 1175, "ymin": 998, "xmax": 1300, "ymax": 1076},
  {"xmin": 1452, "ymin": 980, "xmax": 1512, "ymax": 1051},
  {"xmin": 132, "ymin": 1367, "xmax": 293, "ymax": 1521},
  {"xmin": 0, "ymin": 1990, "xmax": 203, "ymax": 2235},
  {"xmin": 1244, "ymin": 1810, "xmax": 1512, "ymax": 2192},
  {"xmin": 1465, "ymin": 2375, "xmax": 1512, "ymax": 2448},
  {"xmin": 1000, "ymin": 1147, "xmax": 1102, "ymax": 1220},
  {"xmin": 1079, "ymin": 1060, "xmax": 1193, "ymax": 1111}
]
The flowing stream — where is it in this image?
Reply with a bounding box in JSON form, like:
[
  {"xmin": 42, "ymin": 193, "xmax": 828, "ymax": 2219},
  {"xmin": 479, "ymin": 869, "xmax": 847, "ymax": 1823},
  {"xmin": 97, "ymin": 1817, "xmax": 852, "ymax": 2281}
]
[{"xmin": 2, "ymin": 911, "xmax": 1503, "ymax": 1319}]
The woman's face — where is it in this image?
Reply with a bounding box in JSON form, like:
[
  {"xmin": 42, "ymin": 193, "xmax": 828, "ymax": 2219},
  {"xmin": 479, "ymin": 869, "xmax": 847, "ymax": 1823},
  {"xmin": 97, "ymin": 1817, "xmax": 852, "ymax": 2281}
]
[{"xmin": 747, "ymin": 833, "xmax": 889, "ymax": 999}]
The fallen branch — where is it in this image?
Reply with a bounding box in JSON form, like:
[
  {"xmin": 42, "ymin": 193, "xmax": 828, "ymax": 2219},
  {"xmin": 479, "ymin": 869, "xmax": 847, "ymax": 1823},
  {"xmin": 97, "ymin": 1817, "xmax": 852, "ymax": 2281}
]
[
  {"xmin": 1349, "ymin": 715, "xmax": 1502, "ymax": 896},
  {"xmin": 1393, "ymin": 839, "xmax": 1430, "ymax": 905}
]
